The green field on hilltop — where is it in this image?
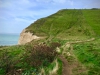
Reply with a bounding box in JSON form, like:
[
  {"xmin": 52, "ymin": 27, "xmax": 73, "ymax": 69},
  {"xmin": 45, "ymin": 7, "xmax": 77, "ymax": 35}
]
[{"xmin": 0, "ymin": 9, "xmax": 100, "ymax": 75}]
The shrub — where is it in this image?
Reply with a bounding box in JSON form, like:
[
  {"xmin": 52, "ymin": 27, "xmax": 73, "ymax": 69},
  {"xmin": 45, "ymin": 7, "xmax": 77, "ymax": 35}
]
[
  {"xmin": 50, "ymin": 42, "xmax": 61, "ymax": 50},
  {"xmin": 25, "ymin": 43, "xmax": 60, "ymax": 68}
]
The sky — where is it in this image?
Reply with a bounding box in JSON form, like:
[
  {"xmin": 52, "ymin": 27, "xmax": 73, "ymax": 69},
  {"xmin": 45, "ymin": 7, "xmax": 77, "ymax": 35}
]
[{"xmin": 0, "ymin": 0, "xmax": 100, "ymax": 34}]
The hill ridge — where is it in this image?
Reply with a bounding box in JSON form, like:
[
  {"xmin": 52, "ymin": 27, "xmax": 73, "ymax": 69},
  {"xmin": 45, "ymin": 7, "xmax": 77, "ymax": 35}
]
[{"xmin": 19, "ymin": 9, "xmax": 100, "ymax": 44}]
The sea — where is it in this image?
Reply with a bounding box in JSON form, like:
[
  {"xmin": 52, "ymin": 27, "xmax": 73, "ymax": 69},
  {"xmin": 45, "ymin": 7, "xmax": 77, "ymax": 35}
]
[{"xmin": 0, "ymin": 33, "xmax": 20, "ymax": 46}]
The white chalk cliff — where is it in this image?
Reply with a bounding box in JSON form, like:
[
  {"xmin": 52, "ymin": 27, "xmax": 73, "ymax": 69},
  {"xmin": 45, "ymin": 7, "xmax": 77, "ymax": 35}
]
[{"xmin": 18, "ymin": 29, "xmax": 40, "ymax": 45}]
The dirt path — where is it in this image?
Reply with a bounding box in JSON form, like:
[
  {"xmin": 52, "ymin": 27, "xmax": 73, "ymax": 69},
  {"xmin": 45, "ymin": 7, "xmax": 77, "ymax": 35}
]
[
  {"xmin": 69, "ymin": 38, "xmax": 95, "ymax": 44},
  {"xmin": 59, "ymin": 56, "xmax": 71, "ymax": 75},
  {"xmin": 59, "ymin": 38, "xmax": 95, "ymax": 75}
]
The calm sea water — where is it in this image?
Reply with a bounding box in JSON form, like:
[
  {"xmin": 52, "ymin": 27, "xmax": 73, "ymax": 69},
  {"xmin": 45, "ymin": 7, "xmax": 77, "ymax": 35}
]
[{"xmin": 0, "ymin": 33, "xmax": 20, "ymax": 46}]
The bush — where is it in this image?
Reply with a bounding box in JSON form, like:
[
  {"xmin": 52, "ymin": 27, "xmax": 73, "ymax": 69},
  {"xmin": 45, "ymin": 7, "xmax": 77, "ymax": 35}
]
[
  {"xmin": 25, "ymin": 43, "xmax": 60, "ymax": 68},
  {"xmin": 0, "ymin": 43, "xmax": 61, "ymax": 75}
]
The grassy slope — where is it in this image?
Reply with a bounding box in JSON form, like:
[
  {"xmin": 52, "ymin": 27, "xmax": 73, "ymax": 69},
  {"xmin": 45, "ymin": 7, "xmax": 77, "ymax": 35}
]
[
  {"xmin": 26, "ymin": 9, "xmax": 100, "ymax": 40},
  {"xmin": 26, "ymin": 9, "xmax": 100, "ymax": 75},
  {"xmin": 73, "ymin": 39, "xmax": 100, "ymax": 75},
  {"xmin": 0, "ymin": 45, "xmax": 26, "ymax": 74},
  {"xmin": 71, "ymin": 9, "xmax": 100, "ymax": 75},
  {"xmin": 0, "ymin": 9, "xmax": 100, "ymax": 75},
  {"xmin": 82, "ymin": 9, "xmax": 100, "ymax": 36}
]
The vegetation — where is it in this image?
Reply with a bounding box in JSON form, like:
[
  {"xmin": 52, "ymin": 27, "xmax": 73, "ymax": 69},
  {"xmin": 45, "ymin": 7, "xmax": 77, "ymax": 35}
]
[
  {"xmin": 0, "ymin": 42, "xmax": 61, "ymax": 75},
  {"xmin": 0, "ymin": 9, "xmax": 100, "ymax": 75},
  {"xmin": 26, "ymin": 9, "xmax": 100, "ymax": 39},
  {"xmin": 73, "ymin": 39, "xmax": 100, "ymax": 75},
  {"xmin": 83, "ymin": 9, "xmax": 100, "ymax": 36}
]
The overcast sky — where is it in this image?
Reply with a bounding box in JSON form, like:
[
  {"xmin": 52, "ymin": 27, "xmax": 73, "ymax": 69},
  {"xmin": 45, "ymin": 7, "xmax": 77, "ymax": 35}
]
[{"xmin": 0, "ymin": 0, "xmax": 100, "ymax": 34}]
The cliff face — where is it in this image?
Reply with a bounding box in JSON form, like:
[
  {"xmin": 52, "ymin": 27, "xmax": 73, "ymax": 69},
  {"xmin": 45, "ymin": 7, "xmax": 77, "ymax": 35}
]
[{"xmin": 18, "ymin": 29, "xmax": 40, "ymax": 45}]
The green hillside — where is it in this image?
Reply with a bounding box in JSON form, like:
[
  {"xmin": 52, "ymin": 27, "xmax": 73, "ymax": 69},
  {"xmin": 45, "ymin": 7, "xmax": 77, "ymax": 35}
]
[
  {"xmin": 0, "ymin": 9, "xmax": 100, "ymax": 75},
  {"xmin": 26, "ymin": 9, "xmax": 100, "ymax": 40}
]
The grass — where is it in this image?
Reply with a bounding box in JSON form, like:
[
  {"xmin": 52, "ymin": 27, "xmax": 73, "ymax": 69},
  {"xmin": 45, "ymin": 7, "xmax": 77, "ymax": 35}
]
[
  {"xmin": 0, "ymin": 41, "xmax": 61, "ymax": 75},
  {"xmin": 26, "ymin": 9, "xmax": 100, "ymax": 40},
  {"xmin": 39, "ymin": 58, "xmax": 62, "ymax": 75},
  {"xmin": 73, "ymin": 39, "xmax": 100, "ymax": 75},
  {"xmin": 0, "ymin": 9, "xmax": 100, "ymax": 75},
  {"xmin": 82, "ymin": 9, "xmax": 100, "ymax": 36},
  {"xmin": 0, "ymin": 45, "xmax": 26, "ymax": 74}
]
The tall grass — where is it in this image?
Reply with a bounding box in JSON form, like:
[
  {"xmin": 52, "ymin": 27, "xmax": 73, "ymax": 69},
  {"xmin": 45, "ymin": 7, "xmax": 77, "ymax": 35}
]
[
  {"xmin": 0, "ymin": 42, "xmax": 61, "ymax": 75},
  {"xmin": 73, "ymin": 41, "xmax": 100, "ymax": 75}
]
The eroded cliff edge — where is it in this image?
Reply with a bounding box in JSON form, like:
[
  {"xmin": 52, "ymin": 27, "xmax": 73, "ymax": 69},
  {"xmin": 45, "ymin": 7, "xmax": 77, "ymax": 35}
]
[{"xmin": 18, "ymin": 29, "xmax": 40, "ymax": 45}]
